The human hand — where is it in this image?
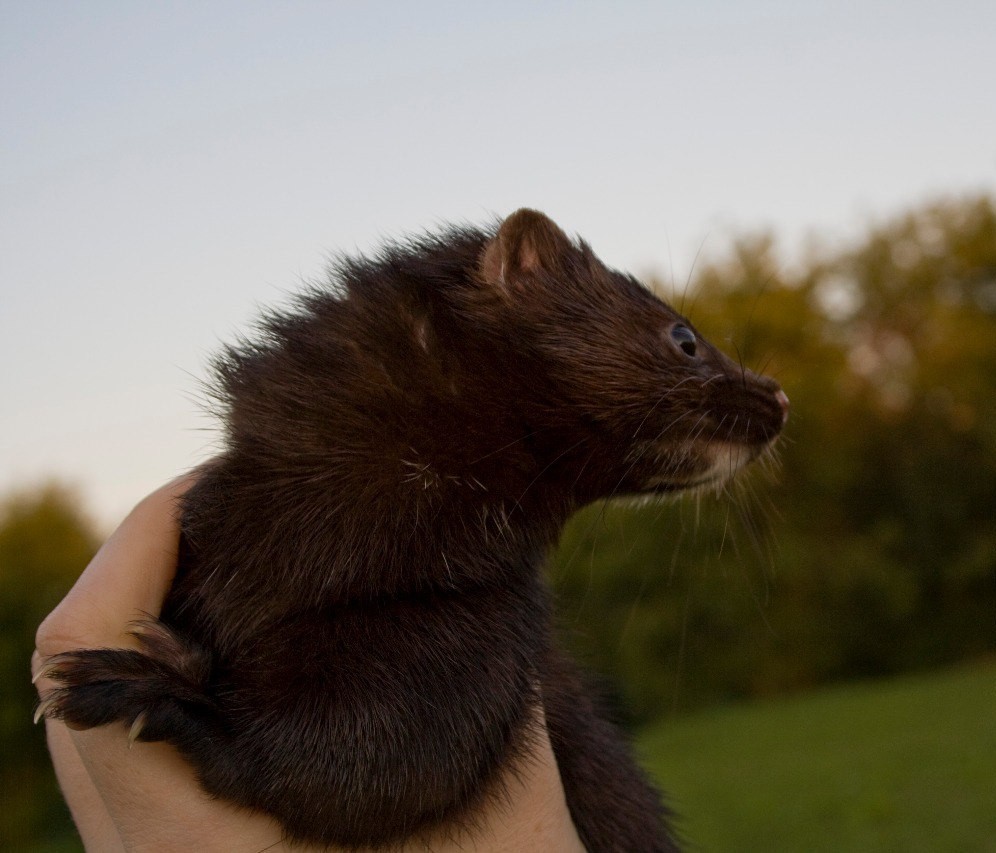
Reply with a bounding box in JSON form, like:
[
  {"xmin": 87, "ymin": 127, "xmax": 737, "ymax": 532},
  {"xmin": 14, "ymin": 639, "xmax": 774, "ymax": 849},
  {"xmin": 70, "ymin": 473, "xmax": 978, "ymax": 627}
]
[{"xmin": 33, "ymin": 475, "xmax": 583, "ymax": 852}]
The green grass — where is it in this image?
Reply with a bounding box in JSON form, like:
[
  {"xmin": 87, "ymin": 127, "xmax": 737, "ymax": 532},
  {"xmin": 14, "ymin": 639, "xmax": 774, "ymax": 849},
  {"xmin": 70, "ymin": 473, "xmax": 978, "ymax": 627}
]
[
  {"xmin": 15, "ymin": 665, "xmax": 996, "ymax": 852},
  {"xmin": 638, "ymin": 663, "xmax": 996, "ymax": 852}
]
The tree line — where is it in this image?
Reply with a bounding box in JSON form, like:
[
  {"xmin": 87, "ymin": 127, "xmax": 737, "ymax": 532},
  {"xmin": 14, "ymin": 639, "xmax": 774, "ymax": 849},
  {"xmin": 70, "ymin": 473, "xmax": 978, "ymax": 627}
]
[
  {"xmin": 2, "ymin": 194, "xmax": 994, "ymax": 847},
  {"xmin": 551, "ymin": 193, "xmax": 996, "ymax": 723}
]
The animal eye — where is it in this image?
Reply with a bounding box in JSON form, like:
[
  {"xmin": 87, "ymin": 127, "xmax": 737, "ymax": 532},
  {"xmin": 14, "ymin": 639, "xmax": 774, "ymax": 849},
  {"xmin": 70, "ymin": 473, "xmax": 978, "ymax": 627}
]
[{"xmin": 671, "ymin": 324, "xmax": 697, "ymax": 357}]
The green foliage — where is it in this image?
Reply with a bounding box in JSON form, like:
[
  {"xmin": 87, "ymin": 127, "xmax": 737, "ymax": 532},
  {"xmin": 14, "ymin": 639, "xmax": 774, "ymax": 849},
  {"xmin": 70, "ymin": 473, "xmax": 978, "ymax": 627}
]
[
  {"xmin": 638, "ymin": 662, "xmax": 996, "ymax": 851},
  {"xmin": 550, "ymin": 194, "xmax": 996, "ymax": 722},
  {"xmin": 3, "ymin": 194, "xmax": 994, "ymax": 847},
  {"xmin": 0, "ymin": 485, "xmax": 97, "ymax": 850}
]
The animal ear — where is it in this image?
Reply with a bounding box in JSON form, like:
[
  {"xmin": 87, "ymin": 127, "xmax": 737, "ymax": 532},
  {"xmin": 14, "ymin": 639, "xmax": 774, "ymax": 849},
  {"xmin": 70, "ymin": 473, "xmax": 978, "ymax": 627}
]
[{"xmin": 479, "ymin": 209, "xmax": 574, "ymax": 289}]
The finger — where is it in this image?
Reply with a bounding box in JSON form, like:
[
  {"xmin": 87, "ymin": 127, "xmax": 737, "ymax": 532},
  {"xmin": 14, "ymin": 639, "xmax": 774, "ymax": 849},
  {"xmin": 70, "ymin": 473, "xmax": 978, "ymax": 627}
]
[
  {"xmin": 35, "ymin": 471, "xmax": 199, "ymax": 657},
  {"xmin": 32, "ymin": 473, "xmax": 321, "ymax": 850},
  {"xmin": 491, "ymin": 710, "xmax": 585, "ymax": 853},
  {"xmin": 68, "ymin": 728, "xmax": 319, "ymax": 852},
  {"xmin": 45, "ymin": 719, "xmax": 126, "ymax": 852}
]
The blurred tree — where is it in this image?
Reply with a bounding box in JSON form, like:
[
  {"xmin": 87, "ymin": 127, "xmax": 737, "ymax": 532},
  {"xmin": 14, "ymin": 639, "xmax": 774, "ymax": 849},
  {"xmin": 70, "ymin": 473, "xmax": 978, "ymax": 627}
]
[
  {"xmin": 809, "ymin": 196, "xmax": 996, "ymax": 672},
  {"xmin": 0, "ymin": 485, "xmax": 97, "ymax": 850},
  {"xmin": 550, "ymin": 194, "xmax": 996, "ymax": 725},
  {"xmin": 3, "ymin": 195, "xmax": 994, "ymax": 848}
]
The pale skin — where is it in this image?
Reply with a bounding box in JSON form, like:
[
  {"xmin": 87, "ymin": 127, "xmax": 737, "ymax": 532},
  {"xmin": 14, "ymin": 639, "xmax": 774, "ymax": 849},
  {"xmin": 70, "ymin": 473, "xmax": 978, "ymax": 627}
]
[{"xmin": 33, "ymin": 474, "xmax": 585, "ymax": 853}]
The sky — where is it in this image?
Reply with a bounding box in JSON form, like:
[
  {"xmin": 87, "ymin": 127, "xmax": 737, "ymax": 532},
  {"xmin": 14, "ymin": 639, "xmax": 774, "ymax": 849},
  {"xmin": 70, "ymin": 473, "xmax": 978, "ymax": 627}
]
[{"xmin": 2, "ymin": 0, "xmax": 995, "ymax": 529}]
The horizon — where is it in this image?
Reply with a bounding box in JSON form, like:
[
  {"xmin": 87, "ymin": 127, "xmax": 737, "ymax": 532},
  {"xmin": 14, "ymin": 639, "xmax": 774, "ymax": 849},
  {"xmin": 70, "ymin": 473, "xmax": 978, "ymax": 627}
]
[{"xmin": 3, "ymin": 1, "xmax": 994, "ymax": 528}]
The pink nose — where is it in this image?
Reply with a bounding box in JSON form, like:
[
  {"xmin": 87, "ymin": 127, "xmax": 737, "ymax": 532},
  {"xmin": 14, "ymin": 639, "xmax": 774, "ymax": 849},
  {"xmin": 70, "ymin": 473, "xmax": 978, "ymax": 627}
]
[{"xmin": 775, "ymin": 390, "xmax": 790, "ymax": 424}]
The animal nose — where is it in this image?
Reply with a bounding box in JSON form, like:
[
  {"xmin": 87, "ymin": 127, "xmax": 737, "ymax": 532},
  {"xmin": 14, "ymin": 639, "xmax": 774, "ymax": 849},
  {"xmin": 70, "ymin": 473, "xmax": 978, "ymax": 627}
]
[{"xmin": 775, "ymin": 390, "xmax": 790, "ymax": 424}]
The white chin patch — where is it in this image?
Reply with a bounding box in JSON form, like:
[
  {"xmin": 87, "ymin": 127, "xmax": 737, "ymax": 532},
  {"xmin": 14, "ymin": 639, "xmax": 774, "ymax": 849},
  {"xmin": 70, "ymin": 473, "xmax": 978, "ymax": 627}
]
[
  {"xmin": 698, "ymin": 441, "xmax": 755, "ymax": 485},
  {"xmin": 640, "ymin": 440, "xmax": 758, "ymax": 491}
]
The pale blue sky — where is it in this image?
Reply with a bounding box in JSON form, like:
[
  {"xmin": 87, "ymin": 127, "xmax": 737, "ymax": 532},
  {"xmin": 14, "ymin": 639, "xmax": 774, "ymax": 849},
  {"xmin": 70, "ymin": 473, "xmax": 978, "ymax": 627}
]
[{"xmin": 2, "ymin": 0, "xmax": 994, "ymax": 527}]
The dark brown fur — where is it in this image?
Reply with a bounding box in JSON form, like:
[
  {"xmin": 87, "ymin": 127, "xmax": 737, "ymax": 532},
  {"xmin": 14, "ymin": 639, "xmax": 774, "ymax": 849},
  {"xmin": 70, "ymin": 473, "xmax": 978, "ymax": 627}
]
[{"xmin": 42, "ymin": 210, "xmax": 787, "ymax": 851}]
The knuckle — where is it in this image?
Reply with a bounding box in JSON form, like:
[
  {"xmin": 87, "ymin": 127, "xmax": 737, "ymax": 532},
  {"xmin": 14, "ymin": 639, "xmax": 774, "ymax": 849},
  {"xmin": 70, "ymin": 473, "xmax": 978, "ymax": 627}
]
[{"xmin": 35, "ymin": 607, "xmax": 89, "ymax": 659}]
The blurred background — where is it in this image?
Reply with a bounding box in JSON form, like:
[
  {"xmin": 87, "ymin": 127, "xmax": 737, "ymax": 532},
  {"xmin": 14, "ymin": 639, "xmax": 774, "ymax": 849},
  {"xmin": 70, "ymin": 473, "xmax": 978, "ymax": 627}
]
[{"xmin": 2, "ymin": 2, "xmax": 994, "ymax": 850}]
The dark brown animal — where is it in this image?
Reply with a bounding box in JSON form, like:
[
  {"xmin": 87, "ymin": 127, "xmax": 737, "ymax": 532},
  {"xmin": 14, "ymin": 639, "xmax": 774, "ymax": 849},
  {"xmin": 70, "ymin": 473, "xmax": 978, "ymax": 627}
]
[{"xmin": 40, "ymin": 210, "xmax": 787, "ymax": 851}]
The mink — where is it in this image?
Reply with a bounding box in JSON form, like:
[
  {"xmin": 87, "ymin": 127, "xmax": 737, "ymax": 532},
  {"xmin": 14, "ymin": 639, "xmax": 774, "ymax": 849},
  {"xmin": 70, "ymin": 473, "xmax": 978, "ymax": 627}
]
[{"xmin": 41, "ymin": 209, "xmax": 788, "ymax": 852}]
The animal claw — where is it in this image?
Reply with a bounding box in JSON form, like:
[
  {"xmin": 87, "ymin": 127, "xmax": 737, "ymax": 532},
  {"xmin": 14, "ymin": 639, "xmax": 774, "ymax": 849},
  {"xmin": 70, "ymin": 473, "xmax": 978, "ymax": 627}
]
[
  {"xmin": 33, "ymin": 697, "xmax": 56, "ymax": 725},
  {"xmin": 128, "ymin": 711, "xmax": 148, "ymax": 748},
  {"xmin": 32, "ymin": 660, "xmax": 59, "ymax": 685}
]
